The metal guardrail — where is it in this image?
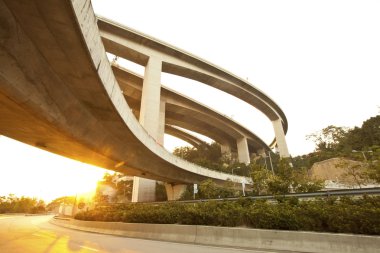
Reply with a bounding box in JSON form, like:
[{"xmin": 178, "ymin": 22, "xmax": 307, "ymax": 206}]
[
  {"xmin": 149, "ymin": 187, "xmax": 380, "ymax": 205},
  {"xmin": 97, "ymin": 187, "xmax": 380, "ymax": 207},
  {"xmin": 98, "ymin": 187, "xmax": 380, "ymax": 207}
]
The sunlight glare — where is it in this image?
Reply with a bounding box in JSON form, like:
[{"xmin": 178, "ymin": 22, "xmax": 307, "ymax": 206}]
[{"xmin": 0, "ymin": 136, "xmax": 110, "ymax": 203}]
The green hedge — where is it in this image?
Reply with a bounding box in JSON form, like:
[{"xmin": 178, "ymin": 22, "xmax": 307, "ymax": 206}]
[{"xmin": 75, "ymin": 196, "xmax": 380, "ymax": 235}]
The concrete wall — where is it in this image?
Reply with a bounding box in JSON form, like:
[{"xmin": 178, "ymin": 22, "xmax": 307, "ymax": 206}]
[{"xmin": 50, "ymin": 218, "xmax": 380, "ymax": 253}]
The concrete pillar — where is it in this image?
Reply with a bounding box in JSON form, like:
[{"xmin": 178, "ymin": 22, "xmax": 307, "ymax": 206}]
[
  {"xmin": 220, "ymin": 144, "xmax": 231, "ymax": 157},
  {"xmin": 131, "ymin": 177, "xmax": 156, "ymax": 202},
  {"xmin": 165, "ymin": 183, "xmax": 187, "ymax": 201},
  {"xmin": 139, "ymin": 56, "xmax": 162, "ymax": 139},
  {"xmin": 157, "ymin": 99, "xmax": 165, "ymax": 145},
  {"xmin": 221, "ymin": 144, "xmax": 231, "ymax": 154},
  {"xmin": 272, "ymin": 119, "xmax": 290, "ymax": 158},
  {"xmin": 237, "ymin": 137, "xmax": 250, "ymax": 164},
  {"xmin": 133, "ymin": 56, "xmax": 162, "ymax": 202}
]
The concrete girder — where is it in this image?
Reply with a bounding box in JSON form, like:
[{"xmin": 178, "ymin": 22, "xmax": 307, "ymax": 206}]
[
  {"xmin": 165, "ymin": 104, "xmax": 243, "ymax": 140},
  {"xmin": 165, "ymin": 111, "xmax": 238, "ymax": 150},
  {"xmin": 113, "ymin": 66, "xmax": 270, "ymax": 153},
  {"xmin": 165, "ymin": 125, "xmax": 206, "ymax": 148},
  {"xmin": 98, "ymin": 18, "xmax": 289, "ymax": 155},
  {"xmin": 119, "ymin": 95, "xmax": 238, "ymax": 151},
  {"xmin": 0, "ymin": 0, "xmax": 247, "ymax": 186}
]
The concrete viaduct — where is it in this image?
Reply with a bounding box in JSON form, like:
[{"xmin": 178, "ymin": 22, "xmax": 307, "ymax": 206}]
[{"xmin": 0, "ymin": 0, "xmax": 289, "ymax": 202}]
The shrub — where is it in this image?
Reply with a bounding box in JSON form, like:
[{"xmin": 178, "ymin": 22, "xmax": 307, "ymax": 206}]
[{"xmin": 75, "ymin": 196, "xmax": 380, "ymax": 235}]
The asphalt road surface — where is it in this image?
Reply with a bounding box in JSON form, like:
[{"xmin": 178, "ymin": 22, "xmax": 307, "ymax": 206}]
[{"xmin": 0, "ymin": 215, "xmax": 294, "ymax": 253}]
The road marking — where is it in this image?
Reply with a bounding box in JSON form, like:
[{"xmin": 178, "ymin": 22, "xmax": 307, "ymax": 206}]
[
  {"xmin": 32, "ymin": 233, "xmax": 48, "ymax": 238},
  {"xmin": 79, "ymin": 246, "xmax": 99, "ymax": 252}
]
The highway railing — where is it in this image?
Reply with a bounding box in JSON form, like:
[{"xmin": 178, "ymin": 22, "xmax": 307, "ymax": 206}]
[
  {"xmin": 97, "ymin": 187, "xmax": 380, "ymax": 207},
  {"xmin": 164, "ymin": 187, "xmax": 380, "ymax": 204}
]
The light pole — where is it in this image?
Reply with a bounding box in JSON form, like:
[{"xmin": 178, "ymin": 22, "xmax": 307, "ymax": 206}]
[
  {"xmin": 352, "ymin": 150, "xmax": 373, "ymax": 161},
  {"xmin": 267, "ymin": 151, "xmax": 274, "ymax": 175}
]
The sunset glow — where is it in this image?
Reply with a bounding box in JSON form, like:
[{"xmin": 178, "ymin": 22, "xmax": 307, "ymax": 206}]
[{"xmin": 0, "ymin": 136, "xmax": 110, "ymax": 203}]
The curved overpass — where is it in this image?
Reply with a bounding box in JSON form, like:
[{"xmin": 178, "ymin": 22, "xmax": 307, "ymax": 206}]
[
  {"xmin": 113, "ymin": 66, "xmax": 270, "ymax": 154},
  {"xmin": 0, "ymin": 0, "xmax": 289, "ymax": 201},
  {"xmin": 165, "ymin": 125, "xmax": 206, "ymax": 149},
  {"xmin": 98, "ymin": 17, "xmax": 290, "ymax": 157}
]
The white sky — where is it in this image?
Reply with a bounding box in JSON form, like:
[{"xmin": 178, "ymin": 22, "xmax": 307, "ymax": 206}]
[
  {"xmin": 92, "ymin": 0, "xmax": 380, "ymax": 155},
  {"xmin": 1, "ymin": 0, "xmax": 379, "ymax": 201}
]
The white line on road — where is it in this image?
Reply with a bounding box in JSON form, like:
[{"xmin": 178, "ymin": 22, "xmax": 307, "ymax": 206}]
[{"xmin": 80, "ymin": 246, "xmax": 99, "ymax": 252}]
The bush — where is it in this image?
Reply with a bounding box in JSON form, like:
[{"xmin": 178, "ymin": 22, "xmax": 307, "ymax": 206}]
[{"xmin": 75, "ymin": 196, "xmax": 380, "ymax": 235}]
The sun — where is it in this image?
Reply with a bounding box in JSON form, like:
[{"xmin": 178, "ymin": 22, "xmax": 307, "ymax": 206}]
[{"xmin": 0, "ymin": 136, "xmax": 110, "ymax": 203}]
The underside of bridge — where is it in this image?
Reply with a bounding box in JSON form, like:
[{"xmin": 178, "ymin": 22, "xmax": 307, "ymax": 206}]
[{"xmin": 0, "ymin": 0, "xmax": 289, "ymax": 202}]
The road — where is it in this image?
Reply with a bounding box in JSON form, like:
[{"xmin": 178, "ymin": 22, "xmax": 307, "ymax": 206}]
[{"xmin": 0, "ymin": 215, "xmax": 295, "ymax": 253}]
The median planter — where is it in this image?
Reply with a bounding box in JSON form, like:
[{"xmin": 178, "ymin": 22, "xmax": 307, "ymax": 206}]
[
  {"xmin": 74, "ymin": 197, "xmax": 380, "ymax": 235},
  {"xmin": 50, "ymin": 217, "xmax": 380, "ymax": 253}
]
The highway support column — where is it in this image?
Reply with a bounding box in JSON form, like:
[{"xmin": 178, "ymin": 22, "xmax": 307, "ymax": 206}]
[
  {"xmin": 272, "ymin": 119, "xmax": 290, "ymax": 158},
  {"xmin": 157, "ymin": 99, "xmax": 166, "ymax": 145},
  {"xmin": 221, "ymin": 143, "xmax": 232, "ymax": 161},
  {"xmin": 237, "ymin": 137, "xmax": 250, "ymax": 164},
  {"xmin": 165, "ymin": 183, "xmax": 187, "ymax": 201},
  {"xmin": 132, "ymin": 56, "xmax": 162, "ymax": 202}
]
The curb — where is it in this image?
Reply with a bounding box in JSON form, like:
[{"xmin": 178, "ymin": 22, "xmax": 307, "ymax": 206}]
[{"xmin": 50, "ymin": 218, "xmax": 380, "ymax": 253}]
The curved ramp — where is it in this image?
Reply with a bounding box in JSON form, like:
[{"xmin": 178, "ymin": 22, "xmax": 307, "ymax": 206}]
[{"xmin": 0, "ymin": 0, "xmax": 248, "ymax": 185}]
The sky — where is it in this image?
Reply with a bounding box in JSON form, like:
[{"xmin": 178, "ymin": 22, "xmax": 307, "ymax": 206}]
[
  {"xmin": 0, "ymin": 136, "xmax": 109, "ymax": 203},
  {"xmin": 1, "ymin": 0, "xmax": 379, "ymax": 201},
  {"xmin": 91, "ymin": 0, "xmax": 380, "ymax": 154}
]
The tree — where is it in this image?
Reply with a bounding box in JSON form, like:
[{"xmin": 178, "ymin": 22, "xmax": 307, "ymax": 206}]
[
  {"xmin": 359, "ymin": 115, "xmax": 380, "ymax": 148},
  {"xmin": 250, "ymin": 162, "xmax": 271, "ymax": 195},
  {"xmin": 306, "ymin": 125, "xmax": 349, "ymax": 152},
  {"xmin": 362, "ymin": 146, "xmax": 380, "ymax": 183},
  {"xmin": 173, "ymin": 142, "xmax": 255, "ymax": 176},
  {"xmin": 336, "ymin": 160, "xmax": 370, "ymax": 188},
  {"xmin": 173, "ymin": 142, "xmax": 225, "ymax": 171},
  {"xmin": 265, "ymin": 159, "xmax": 323, "ymax": 194},
  {"xmin": 113, "ymin": 175, "xmax": 133, "ymax": 201},
  {"xmin": 266, "ymin": 159, "xmax": 293, "ymax": 194},
  {"xmin": 0, "ymin": 195, "xmax": 45, "ymax": 213},
  {"xmin": 198, "ymin": 179, "xmax": 235, "ymax": 199},
  {"xmin": 198, "ymin": 179, "xmax": 220, "ymax": 199},
  {"xmin": 94, "ymin": 172, "xmax": 133, "ymax": 204},
  {"xmin": 368, "ymin": 160, "xmax": 380, "ymax": 183},
  {"xmin": 291, "ymin": 168, "xmax": 324, "ymax": 192}
]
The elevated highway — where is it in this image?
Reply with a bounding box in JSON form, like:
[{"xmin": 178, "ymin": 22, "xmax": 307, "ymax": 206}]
[
  {"xmin": 98, "ymin": 17, "xmax": 290, "ymax": 158},
  {"xmin": 113, "ymin": 66, "xmax": 270, "ymax": 154},
  {"xmin": 0, "ymin": 0, "xmax": 289, "ymax": 201}
]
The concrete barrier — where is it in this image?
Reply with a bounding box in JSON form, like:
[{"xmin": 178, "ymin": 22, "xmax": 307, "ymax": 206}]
[{"xmin": 50, "ymin": 218, "xmax": 380, "ymax": 253}]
